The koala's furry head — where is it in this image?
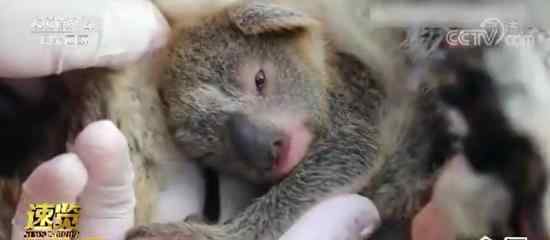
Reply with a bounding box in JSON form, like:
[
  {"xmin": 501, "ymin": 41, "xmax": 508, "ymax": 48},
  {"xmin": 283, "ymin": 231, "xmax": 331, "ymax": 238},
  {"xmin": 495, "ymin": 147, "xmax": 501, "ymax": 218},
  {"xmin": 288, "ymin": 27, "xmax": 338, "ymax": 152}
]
[{"xmin": 160, "ymin": 1, "xmax": 329, "ymax": 183}]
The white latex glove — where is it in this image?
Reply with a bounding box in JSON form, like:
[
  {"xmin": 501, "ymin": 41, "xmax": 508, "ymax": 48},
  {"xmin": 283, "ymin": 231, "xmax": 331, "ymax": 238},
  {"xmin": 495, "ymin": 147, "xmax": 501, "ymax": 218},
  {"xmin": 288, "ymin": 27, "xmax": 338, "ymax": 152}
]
[
  {"xmin": 0, "ymin": 0, "xmax": 169, "ymax": 78},
  {"xmin": 281, "ymin": 194, "xmax": 381, "ymax": 240},
  {"xmin": 11, "ymin": 121, "xmax": 136, "ymax": 240},
  {"xmin": 10, "ymin": 121, "xmax": 381, "ymax": 240}
]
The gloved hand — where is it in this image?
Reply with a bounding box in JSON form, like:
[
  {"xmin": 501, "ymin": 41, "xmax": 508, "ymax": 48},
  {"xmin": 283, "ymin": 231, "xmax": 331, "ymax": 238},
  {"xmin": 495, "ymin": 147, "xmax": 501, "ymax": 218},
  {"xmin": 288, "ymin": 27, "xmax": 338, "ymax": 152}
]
[
  {"xmin": 2, "ymin": 1, "xmax": 165, "ymax": 239},
  {"xmin": 9, "ymin": 120, "xmax": 381, "ymax": 240},
  {"xmin": 11, "ymin": 121, "xmax": 136, "ymax": 240}
]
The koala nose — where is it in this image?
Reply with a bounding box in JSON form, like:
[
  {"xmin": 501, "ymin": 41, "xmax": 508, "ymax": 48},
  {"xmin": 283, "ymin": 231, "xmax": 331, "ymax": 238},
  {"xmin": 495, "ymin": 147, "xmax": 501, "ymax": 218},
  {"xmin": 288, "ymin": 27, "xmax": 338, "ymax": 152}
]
[{"xmin": 227, "ymin": 114, "xmax": 284, "ymax": 172}]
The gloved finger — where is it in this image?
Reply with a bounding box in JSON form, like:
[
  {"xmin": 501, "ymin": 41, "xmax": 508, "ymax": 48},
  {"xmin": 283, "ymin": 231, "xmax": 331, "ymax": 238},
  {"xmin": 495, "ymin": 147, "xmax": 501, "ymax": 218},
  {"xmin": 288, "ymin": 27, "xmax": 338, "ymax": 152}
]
[
  {"xmin": 11, "ymin": 153, "xmax": 88, "ymax": 240},
  {"xmin": 0, "ymin": 0, "xmax": 169, "ymax": 78},
  {"xmin": 279, "ymin": 194, "xmax": 381, "ymax": 240},
  {"xmin": 73, "ymin": 120, "xmax": 135, "ymax": 240}
]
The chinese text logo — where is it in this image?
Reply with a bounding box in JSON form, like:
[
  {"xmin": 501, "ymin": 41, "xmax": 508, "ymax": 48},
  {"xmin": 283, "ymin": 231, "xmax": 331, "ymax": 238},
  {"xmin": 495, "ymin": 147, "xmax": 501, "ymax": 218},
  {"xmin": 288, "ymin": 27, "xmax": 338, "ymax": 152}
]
[{"xmin": 24, "ymin": 203, "xmax": 80, "ymax": 240}]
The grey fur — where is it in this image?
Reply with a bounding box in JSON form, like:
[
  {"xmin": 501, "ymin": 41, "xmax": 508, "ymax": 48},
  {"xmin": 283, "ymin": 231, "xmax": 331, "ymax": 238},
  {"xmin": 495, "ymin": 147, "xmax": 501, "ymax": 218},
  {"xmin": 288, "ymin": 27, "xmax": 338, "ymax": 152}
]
[
  {"xmin": 126, "ymin": 2, "xmax": 446, "ymax": 240},
  {"xmin": 0, "ymin": 1, "xmax": 446, "ymax": 239}
]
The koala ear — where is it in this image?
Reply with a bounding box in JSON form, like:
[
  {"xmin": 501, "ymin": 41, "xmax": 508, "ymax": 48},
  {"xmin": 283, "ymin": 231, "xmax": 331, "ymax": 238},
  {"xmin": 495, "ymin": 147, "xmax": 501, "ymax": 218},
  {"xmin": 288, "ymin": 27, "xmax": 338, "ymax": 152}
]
[{"xmin": 229, "ymin": 1, "xmax": 319, "ymax": 35}]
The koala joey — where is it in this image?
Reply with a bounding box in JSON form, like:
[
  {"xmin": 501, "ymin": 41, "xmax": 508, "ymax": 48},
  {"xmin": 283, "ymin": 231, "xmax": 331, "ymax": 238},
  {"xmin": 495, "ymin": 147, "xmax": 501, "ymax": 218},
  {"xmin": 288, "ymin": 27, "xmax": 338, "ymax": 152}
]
[
  {"xmin": 127, "ymin": 1, "xmax": 450, "ymax": 240},
  {"xmin": 0, "ymin": 0, "xmax": 445, "ymax": 239},
  {"xmin": 59, "ymin": 2, "xmax": 549, "ymax": 240},
  {"xmin": 129, "ymin": 2, "xmax": 550, "ymax": 240}
]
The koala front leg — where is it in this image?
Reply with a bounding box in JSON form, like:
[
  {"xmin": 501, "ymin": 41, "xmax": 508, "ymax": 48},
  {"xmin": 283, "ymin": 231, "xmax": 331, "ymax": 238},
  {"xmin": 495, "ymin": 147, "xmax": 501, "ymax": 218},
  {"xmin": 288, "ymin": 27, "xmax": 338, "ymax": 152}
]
[{"xmin": 127, "ymin": 123, "xmax": 378, "ymax": 240}]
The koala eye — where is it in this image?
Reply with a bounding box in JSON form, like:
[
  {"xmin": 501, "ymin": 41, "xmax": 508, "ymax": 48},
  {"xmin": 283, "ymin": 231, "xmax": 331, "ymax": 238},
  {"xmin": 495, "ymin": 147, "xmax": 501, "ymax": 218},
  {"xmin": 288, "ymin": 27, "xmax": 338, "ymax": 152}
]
[{"xmin": 255, "ymin": 69, "xmax": 266, "ymax": 94}]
